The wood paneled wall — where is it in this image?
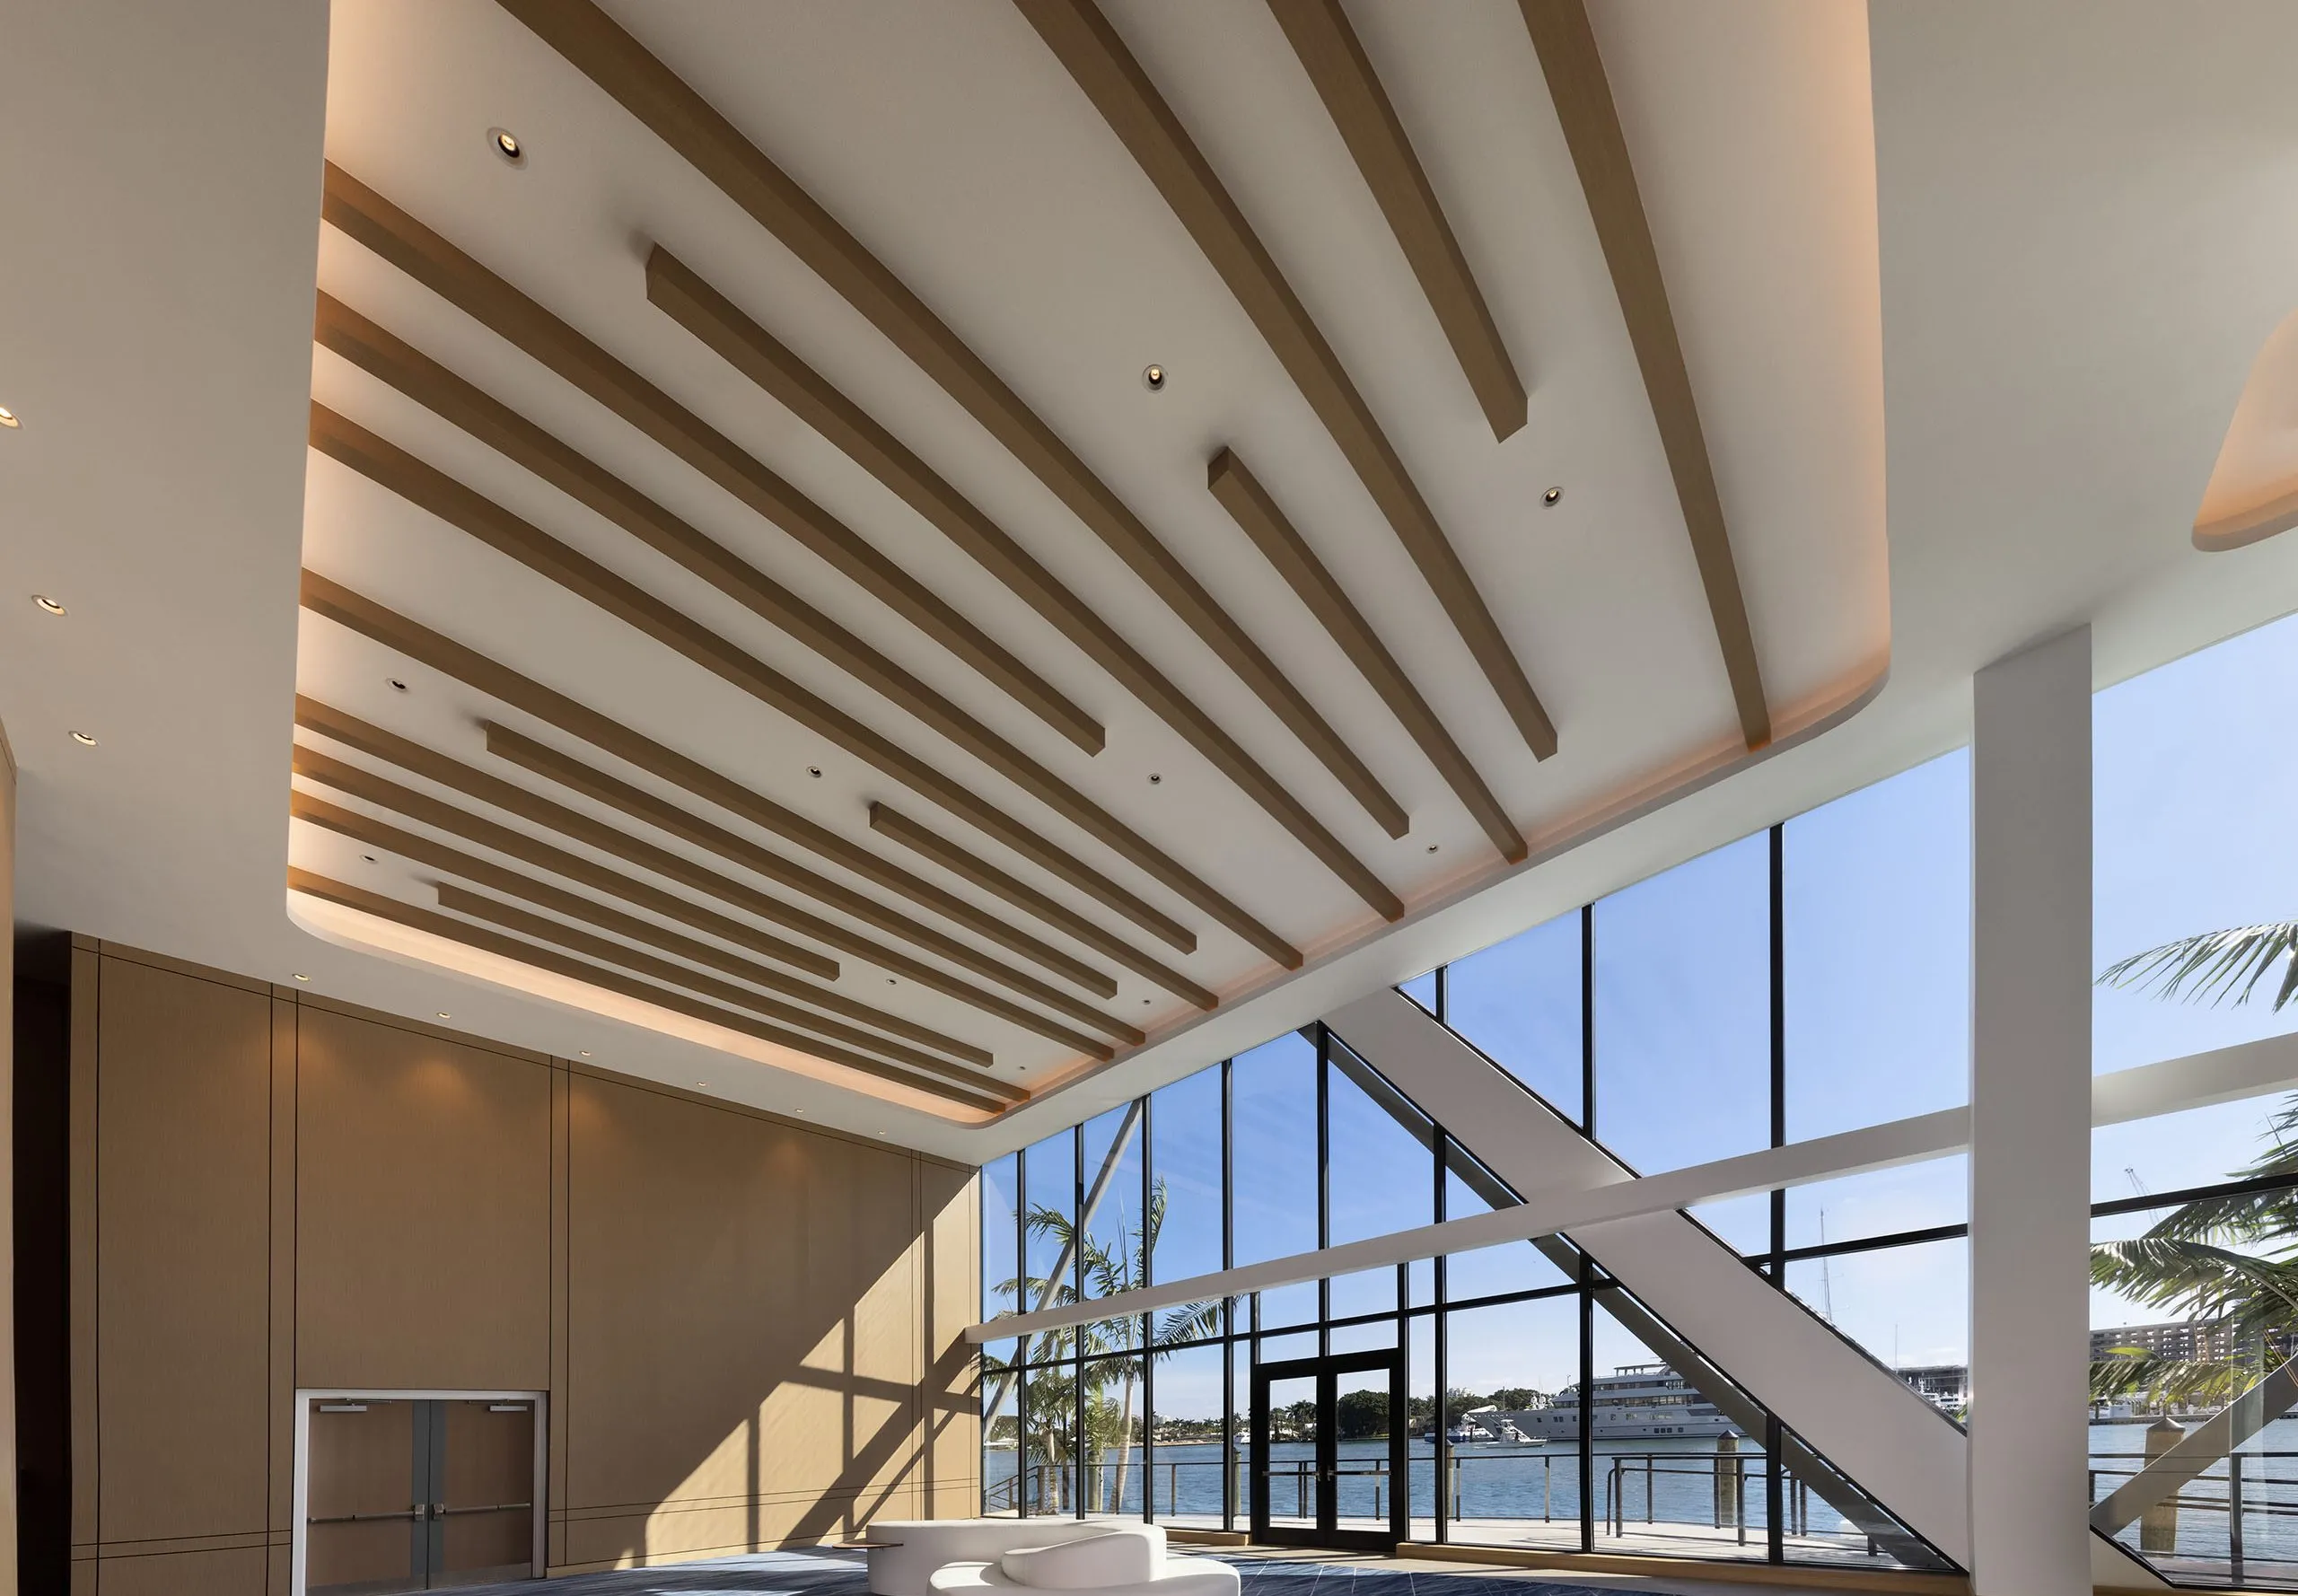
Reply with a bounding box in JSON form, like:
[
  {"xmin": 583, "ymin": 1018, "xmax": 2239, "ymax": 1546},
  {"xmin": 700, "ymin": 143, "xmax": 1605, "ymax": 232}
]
[{"xmin": 66, "ymin": 938, "xmax": 979, "ymax": 1594}]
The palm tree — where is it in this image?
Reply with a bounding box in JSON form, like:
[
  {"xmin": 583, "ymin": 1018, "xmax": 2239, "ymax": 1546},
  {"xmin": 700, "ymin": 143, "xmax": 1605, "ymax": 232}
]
[
  {"xmin": 2091, "ymin": 921, "xmax": 2298, "ymax": 1410},
  {"xmin": 987, "ymin": 1178, "xmax": 1221, "ymax": 1515}
]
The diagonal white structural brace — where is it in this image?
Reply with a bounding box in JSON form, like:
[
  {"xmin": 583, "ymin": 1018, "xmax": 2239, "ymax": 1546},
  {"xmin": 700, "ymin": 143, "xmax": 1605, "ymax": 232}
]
[{"xmin": 970, "ymin": 1023, "xmax": 2298, "ymax": 1347}]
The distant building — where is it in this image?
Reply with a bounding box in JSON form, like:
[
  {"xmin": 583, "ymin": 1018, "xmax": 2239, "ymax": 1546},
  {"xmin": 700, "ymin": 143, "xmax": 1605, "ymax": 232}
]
[
  {"xmin": 1897, "ymin": 1364, "xmax": 1967, "ymax": 1409},
  {"xmin": 2092, "ymin": 1321, "xmax": 2243, "ymax": 1364}
]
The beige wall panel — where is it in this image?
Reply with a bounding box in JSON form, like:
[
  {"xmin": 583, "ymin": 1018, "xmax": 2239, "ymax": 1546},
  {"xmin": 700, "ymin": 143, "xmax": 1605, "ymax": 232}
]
[
  {"xmin": 567, "ymin": 1077, "xmax": 929, "ymax": 1551},
  {"xmin": 95, "ymin": 957, "xmax": 273, "ymax": 1544},
  {"xmin": 267, "ymin": 997, "xmax": 297, "ymax": 1548},
  {"xmin": 294, "ymin": 1007, "xmax": 550, "ymax": 1390},
  {"xmin": 93, "ymin": 1546, "xmax": 267, "ymax": 1596},
  {"xmin": 925, "ymin": 1164, "xmax": 981, "ymax": 1516}
]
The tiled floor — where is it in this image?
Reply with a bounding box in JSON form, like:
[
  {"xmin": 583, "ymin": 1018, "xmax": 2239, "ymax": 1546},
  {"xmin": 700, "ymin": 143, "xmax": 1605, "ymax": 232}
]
[{"xmin": 443, "ymin": 1546, "xmax": 1768, "ymax": 1596}]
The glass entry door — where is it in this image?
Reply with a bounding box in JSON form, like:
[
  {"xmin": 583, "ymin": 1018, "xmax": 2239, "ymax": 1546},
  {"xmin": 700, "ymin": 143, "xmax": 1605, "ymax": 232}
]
[
  {"xmin": 304, "ymin": 1395, "xmax": 539, "ymax": 1592},
  {"xmin": 1250, "ymin": 1350, "xmax": 1407, "ymax": 1551}
]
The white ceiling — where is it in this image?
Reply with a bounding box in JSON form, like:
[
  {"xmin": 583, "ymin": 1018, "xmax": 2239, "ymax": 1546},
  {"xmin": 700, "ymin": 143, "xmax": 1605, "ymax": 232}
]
[{"xmin": 5, "ymin": 0, "xmax": 2297, "ymax": 1161}]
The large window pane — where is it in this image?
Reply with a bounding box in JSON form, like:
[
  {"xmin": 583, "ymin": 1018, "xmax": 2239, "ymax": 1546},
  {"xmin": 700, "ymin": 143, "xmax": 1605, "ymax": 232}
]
[
  {"xmin": 2092, "ymin": 1089, "xmax": 2298, "ymax": 1206},
  {"xmin": 1150, "ymin": 1343, "xmax": 1226, "ymax": 1527},
  {"xmin": 1447, "ymin": 912, "xmax": 1584, "ymax": 1124},
  {"xmin": 1594, "ymin": 835, "xmax": 1770, "ymax": 1171},
  {"xmin": 1080, "ymin": 1104, "xmax": 1144, "ymax": 1350},
  {"xmin": 1023, "ymin": 1128, "xmax": 1076, "ymax": 1313},
  {"xmin": 983, "ymin": 1153, "xmax": 1020, "ymax": 1325},
  {"xmin": 1232, "ymin": 1031, "xmax": 1319, "ymax": 1267},
  {"xmin": 1021, "ymin": 1364, "xmax": 1076, "ymax": 1516},
  {"xmin": 1150, "ymin": 1066, "xmax": 1223, "ymax": 1288},
  {"xmin": 1082, "ymin": 1354, "xmax": 1145, "ymax": 1514},
  {"xmin": 1785, "ymin": 750, "xmax": 1971, "ymax": 1138},
  {"xmin": 2095, "ymin": 612, "xmax": 2298, "ymax": 1075},
  {"xmin": 1445, "ymin": 1294, "xmax": 1583, "ymax": 1549},
  {"xmin": 1328, "ymin": 1045, "xmax": 1434, "ymax": 1319}
]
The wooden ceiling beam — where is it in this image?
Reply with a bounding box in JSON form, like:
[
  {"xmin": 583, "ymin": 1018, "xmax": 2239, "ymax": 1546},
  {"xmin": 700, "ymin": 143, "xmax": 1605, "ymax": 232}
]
[
  {"xmin": 428, "ymin": 880, "xmax": 1011, "ymax": 1094},
  {"xmin": 499, "ymin": 1, "xmax": 1410, "ymax": 845},
  {"xmin": 645, "ymin": 250, "xmax": 1406, "ymax": 916},
  {"xmin": 288, "ymin": 786, "xmax": 988, "ymax": 1069},
  {"xmin": 1015, "ymin": 0, "xmax": 1559, "ymax": 760},
  {"xmin": 315, "ymin": 293, "xmax": 1112, "ymax": 807},
  {"xmin": 868, "ymin": 802, "xmax": 1217, "ymax": 1011},
  {"xmin": 1267, "ymin": 0, "xmax": 1527, "ymax": 442},
  {"xmin": 1208, "ymin": 448, "xmax": 1524, "ymax": 864},
  {"xmin": 287, "ymin": 867, "xmax": 1012, "ymax": 1114},
  {"xmin": 1518, "ymin": 0, "xmax": 1770, "ymax": 750},
  {"xmin": 288, "ymin": 724, "xmax": 1117, "ymax": 1061},
  {"xmin": 318, "ymin": 162, "xmax": 1102, "ymax": 759},
  {"xmin": 309, "ymin": 380, "xmax": 1127, "ymax": 999},
  {"xmin": 304, "ymin": 412, "xmax": 1244, "ymax": 961},
  {"xmin": 476, "ymin": 721, "xmax": 1140, "ymax": 1045}
]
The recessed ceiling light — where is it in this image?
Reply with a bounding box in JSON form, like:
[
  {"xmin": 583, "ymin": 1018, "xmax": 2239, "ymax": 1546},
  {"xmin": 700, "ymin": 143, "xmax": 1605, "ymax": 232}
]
[
  {"xmin": 293, "ymin": 973, "xmax": 310, "ymax": 982},
  {"xmin": 697, "ymin": 1081, "xmax": 707, "ymax": 1088},
  {"xmin": 1148, "ymin": 773, "xmax": 1162, "ymax": 785},
  {"xmin": 69, "ymin": 730, "xmax": 96, "ymax": 747},
  {"xmin": 1426, "ymin": 844, "xmax": 1440, "ymax": 854},
  {"xmin": 362, "ymin": 854, "xmax": 377, "ymax": 864},
  {"xmin": 579, "ymin": 1049, "xmax": 591, "ymax": 1057},
  {"xmin": 1142, "ymin": 364, "xmax": 1166, "ymax": 391},
  {"xmin": 0, "ymin": 405, "xmax": 20, "ymax": 428},
  {"xmin": 808, "ymin": 766, "xmax": 822, "ymax": 778},
  {"xmin": 436, "ymin": 1011, "xmax": 451, "ymax": 1020},
  {"xmin": 1542, "ymin": 486, "xmax": 1563, "ymax": 506},
  {"xmin": 32, "ymin": 594, "xmax": 66, "ymax": 616},
  {"xmin": 490, "ymin": 127, "xmax": 525, "ymax": 166}
]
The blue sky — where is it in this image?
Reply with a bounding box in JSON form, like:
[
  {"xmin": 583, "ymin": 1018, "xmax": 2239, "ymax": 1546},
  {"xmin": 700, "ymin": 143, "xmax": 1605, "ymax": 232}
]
[{"xmin": 988, "ymin": 609, "xmax": 2298, "ymax": 1418}]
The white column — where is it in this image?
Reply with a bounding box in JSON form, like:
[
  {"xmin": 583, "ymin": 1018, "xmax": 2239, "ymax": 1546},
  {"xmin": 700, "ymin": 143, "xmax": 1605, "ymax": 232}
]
[{"xmin": 1968, "ymin": 627, "xmax": 2092, "ymax": 1596}]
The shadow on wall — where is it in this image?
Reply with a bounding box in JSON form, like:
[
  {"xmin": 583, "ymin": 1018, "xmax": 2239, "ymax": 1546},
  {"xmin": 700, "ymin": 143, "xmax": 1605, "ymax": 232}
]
[{"xmin": 548, "ymin": 1072, "xmax": 978, "ymax": 1571}]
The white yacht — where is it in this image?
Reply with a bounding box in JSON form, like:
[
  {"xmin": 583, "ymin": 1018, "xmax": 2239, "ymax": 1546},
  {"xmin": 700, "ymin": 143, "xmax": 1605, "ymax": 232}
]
[{"xmin": 1489, "ymin": 1363, "xmax": 1741, "ymax": 1442}]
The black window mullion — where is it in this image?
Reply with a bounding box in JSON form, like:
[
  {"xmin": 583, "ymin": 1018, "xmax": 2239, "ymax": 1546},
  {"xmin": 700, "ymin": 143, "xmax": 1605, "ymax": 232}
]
[
  {"xmin": 1221, "ymin": 1055, "xmax": 1236, "ymax": 1532},
  {"xmin": 1434, "ymin": 1127, "xmax": 1450, "ymax": 1545},
  {"xmin": 1317, "ymin": 1023, "xmax": 1331, "ymax": 1356},
  {"xmin": 1580, "ymin": 903, "xmax": 1596, "ymax": 1137},
  {"xmin": 1140, "ymin": 1091, "xmax": 1154, "ymax": 1521},
  {"xmin": 1767, "ymin": 822, "xmax": 1786, "ymax": 1564},
  {"xmin": 1074, "ymin": 1126, "xmax": 1084, "ymax": 1518}
]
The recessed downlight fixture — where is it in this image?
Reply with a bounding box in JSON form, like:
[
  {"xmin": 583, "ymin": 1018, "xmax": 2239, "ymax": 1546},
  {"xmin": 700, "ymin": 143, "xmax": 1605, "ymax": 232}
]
[
  {"xmin": 1425, "ymin": 843, "xmax": 1440, "ymax": 854},
  {"xmin": 490, "ymin": 127, "xmax": 526, "ymax": 166},
  {"xmin": 362, "ymin": 854, "xmax": 378, "ymax": 864},
  {"xmin": 579, "ymin": 1049, "xmax": 591, "ymax": 1057},
  {"xmin": 389, "ymin": 678, "xmax": 408, "ymax": 692},
  {"xmin": 293, "ymin": 973, "xmax": 311, "ymax": 982},
  {"xmin": 1142, "ymin": 364, "xmax": 1166, "ymax": 391},
  {"xmin": 32, "ymin": 594, "xmax": 66, "ymax": 616},
  {"xmin": 1148, "ymin": 773, "xmax": 1162, "ymax": 785},
  {"xmin": 1542, "ymin": 486, "xmax": 1563, "ymax": 506},
  {"xmin": 69, "ymin": 730, "xmax": 96, "ymax": 747},
  {"xmin": 808, "ymin": 766, "xmax": 822, "ymax": 778},
  {"xmin": 436, "ymin": 1011, "xmax": 451, "ymax": 1020},
  {"xmin": 0, "ymin": 405, "xmax": 19, "ymax": 428}
]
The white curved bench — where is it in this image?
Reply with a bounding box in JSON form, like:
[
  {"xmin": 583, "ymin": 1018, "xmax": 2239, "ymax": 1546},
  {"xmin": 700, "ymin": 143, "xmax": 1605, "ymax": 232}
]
[
  {"xmin": 931, "ymin": 1548, "xmax": 1238, "ymax": 1596},
  {"xmin": 863, "ymin": 1520, "xmax": 1163, "ymax": 1596}
]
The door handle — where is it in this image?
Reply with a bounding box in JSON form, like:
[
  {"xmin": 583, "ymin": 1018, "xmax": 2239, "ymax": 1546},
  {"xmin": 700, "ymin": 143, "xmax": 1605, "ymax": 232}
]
[{"xmin": 413, "ymin": 1503, "xmax": 429, "ymax": 1521}]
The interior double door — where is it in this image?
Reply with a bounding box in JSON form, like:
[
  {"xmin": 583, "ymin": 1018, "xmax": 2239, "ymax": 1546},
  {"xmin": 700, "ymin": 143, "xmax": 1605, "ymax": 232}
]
[
  {"xmin": 305, "ymin": 1396, "xmax": 539, "ymax": 1593},
  {"xmin": 1250, "ymin": 1350, "xmax": 1408, "ymax": 1552}
]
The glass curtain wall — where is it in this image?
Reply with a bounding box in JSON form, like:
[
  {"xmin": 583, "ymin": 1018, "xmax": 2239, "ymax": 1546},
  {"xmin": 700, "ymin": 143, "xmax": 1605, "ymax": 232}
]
[{"xmin": 980, "ymin": 610, "xmax": 2298, "ymax": 1584}]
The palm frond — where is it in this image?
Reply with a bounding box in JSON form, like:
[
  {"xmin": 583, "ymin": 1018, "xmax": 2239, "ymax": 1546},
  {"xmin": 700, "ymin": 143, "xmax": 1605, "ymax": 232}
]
[
  {"xmin": 2091, "ymin": 1350, "xmax": 2253, "ymax": 1410},
  {"xmin": 2091, "ymin": 1237, "xmax": 2298, "ymax": 1341},
  {"xmin": 2099, "ymin": 922, "xmax": 2298, "ymax": 1012}
]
